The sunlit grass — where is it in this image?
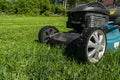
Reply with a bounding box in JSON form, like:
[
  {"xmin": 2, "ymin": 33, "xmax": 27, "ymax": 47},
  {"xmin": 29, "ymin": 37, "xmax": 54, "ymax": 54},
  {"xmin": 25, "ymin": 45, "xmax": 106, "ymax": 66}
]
[{"xmin": 0, "ymin": 15, "xmax": 120, "ymax": 80}]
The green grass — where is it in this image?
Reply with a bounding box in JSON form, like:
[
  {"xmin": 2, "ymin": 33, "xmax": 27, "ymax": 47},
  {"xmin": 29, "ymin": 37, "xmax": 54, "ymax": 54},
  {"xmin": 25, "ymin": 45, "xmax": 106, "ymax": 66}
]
[{"xmin": 0, "ymin": 15, "xmax": 120, "ymax": 80}]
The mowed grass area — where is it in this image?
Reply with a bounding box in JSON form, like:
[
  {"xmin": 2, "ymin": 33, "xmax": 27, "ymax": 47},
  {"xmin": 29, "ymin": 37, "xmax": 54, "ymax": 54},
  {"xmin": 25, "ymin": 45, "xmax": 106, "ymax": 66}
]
[{"xmin": 0, "ymin": 15, "xmax": 120, "ymax": 80}]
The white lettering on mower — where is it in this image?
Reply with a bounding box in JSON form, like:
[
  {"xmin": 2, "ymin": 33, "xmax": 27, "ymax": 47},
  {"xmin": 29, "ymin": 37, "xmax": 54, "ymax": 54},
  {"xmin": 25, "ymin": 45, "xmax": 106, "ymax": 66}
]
[{"xmin": 114, "ymin": 42, "xmax": 119, "ymax": 49}]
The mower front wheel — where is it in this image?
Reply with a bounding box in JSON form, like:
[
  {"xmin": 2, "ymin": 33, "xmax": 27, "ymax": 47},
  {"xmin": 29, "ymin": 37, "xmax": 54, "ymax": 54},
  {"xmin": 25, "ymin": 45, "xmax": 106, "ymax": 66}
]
[
  {"xmin": 78, "ymin": 27, "xmax": 106, "ymax": 63},
  {"xmin": 38, "ymin": 26, "xmax": 59, "ymax": 43}
]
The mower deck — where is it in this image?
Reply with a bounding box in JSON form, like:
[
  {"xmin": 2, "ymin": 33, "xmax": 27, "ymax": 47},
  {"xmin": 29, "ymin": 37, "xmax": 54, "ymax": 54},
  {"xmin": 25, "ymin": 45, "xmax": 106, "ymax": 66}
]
[{"xmin": 49, "ymin": 32, "xmax": 80, "ymax": 45}]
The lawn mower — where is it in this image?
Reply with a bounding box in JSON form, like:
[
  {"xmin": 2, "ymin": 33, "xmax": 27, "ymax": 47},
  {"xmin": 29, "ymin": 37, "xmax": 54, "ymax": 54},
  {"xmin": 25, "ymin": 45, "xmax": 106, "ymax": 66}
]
[{"xmin": 38, "ymin": 0, "xmax": 120, "ymax": 63}]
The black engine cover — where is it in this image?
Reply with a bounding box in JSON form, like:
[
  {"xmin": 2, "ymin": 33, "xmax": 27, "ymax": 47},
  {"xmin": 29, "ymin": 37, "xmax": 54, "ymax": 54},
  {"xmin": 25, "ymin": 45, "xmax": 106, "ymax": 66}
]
[{"xmin": 69, "ymin": 2, "xmax": 109, "ymax": 15}]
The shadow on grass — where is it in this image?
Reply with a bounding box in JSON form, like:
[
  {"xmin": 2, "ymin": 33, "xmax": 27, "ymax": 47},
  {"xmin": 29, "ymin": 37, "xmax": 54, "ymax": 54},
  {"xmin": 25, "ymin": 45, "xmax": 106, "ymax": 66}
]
[
  {"xmin": 34, "ymin": 40, "xmax": 39, "ymax": 42},
  {"xmin": 35, "ymin": 39, "xmax": 85, "ymax": 64},
  {"xmin": 63, "ymin": 41, "xmax": 86, "ymax": 64}
]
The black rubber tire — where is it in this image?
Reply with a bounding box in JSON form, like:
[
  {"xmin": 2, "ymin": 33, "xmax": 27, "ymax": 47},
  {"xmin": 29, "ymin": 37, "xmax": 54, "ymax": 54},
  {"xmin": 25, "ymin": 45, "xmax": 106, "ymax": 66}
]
[
  {"xmin": 76, "ymin": 27, "xmax": 107, "ymax": 63},
  {"xmin": 38, "ymin": 26, "xmax": 59, "ymax": 43}
]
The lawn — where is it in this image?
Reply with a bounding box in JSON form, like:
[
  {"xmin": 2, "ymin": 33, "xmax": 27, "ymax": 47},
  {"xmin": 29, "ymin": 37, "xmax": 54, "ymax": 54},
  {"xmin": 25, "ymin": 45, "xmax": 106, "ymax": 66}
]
[{"xmin": 0, "ymin": 15, "xmax": 120, "ymax": 80}]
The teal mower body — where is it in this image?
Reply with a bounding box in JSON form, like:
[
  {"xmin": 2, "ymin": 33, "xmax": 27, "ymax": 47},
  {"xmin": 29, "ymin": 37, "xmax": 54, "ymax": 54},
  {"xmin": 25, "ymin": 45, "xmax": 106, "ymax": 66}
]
[{"xmin": 106, "ymin": 23, "xmax": 120, "ymax": 50}]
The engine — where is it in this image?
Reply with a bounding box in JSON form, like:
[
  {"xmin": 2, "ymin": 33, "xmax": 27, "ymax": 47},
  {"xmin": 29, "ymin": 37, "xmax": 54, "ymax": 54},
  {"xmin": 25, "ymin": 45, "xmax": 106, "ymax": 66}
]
[
  {"xmin": 67, "ymin": 12, "xmax": 109, "ymax": 32},
  {"xmin": 66, "ymin": 2, "xmax": 109, "ymax": 32},
  {"xmin": 85, "ymin": 13, "xmax": 109, "ymax": 27}
]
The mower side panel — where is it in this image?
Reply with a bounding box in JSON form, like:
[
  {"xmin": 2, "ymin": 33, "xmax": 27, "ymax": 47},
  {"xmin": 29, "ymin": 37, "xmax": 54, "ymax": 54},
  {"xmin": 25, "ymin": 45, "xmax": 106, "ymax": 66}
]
[{"xmin": 106, "ymin": 29, "xmax": 120, "ymax": 50}]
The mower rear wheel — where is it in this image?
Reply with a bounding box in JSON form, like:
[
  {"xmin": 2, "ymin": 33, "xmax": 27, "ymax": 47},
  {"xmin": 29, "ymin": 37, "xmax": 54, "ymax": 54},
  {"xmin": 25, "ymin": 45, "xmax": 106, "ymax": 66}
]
[
  {"xmin": 38, "ymin": 26, "xmax": 59, "ymax": 43},
  {"xmin": 78, "ymin": 27, "xmax": 106, "ymax": 63}
]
